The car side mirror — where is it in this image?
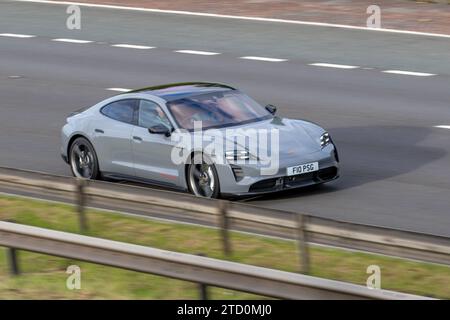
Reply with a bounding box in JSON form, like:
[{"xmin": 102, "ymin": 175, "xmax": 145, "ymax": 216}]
[
  {"xmin": 148, "ymin": 124, "xmax": 171, "ymax": 137},
  {"xmin": 265, "ymin": 104, "xmax": 277, "ymax": 115}
]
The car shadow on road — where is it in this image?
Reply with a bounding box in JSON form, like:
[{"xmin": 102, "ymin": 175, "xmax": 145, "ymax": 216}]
[{"xmin": 242, "ymin": 125, "xmax": 446, "ymax": 202}]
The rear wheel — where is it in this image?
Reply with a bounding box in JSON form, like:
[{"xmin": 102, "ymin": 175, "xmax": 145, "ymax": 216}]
[
  {"xmin": 69, "ymin": 137, "xmax": 100, "ymax": 180},
  {"xmin": 187, "ymin": 154, "xmax": 220, "ymax": 198}
]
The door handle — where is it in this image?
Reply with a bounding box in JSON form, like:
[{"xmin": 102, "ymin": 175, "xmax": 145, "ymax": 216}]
[
  {"xmin": 133, "ymin": 136, "xmax": 143, "ymax": 141},
  {"xmin": 95, "ymin": 129, "xmax": 104, "ymax": 134}
]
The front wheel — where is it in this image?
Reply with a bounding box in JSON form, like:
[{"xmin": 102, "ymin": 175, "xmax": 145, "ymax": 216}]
[
  {"xmin": 69, "ymin": 137, "xmax": 100, "ymax": 180},
  {"xmin": 187, "ymin": 154, "xmax": 220, "ymax": 198}
]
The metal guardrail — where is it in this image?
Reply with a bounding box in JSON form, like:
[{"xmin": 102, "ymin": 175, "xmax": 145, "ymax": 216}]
[
  {"xmin": 0, "ymin": 221, "xmax": 432, "ymax": 300},
  {"xmin": 0, "ymin": 166, "xmax": 449, "ymax": 268}
]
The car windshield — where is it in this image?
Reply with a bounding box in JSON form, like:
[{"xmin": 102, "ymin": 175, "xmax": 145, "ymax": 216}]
[{"xmin": 166, "ymin": 91, "xmax": 272, "ymax": 130}]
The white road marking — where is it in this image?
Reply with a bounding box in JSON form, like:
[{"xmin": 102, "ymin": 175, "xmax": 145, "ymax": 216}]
[
  {"xmin": 382, "ymin": 70, "xmax": 436, "ymax": 77},
  {"xmin": 0, "ymin": 33, "xmax": 36, "ymax": 38},
  {"xmin": 106, "ymin": 88, "xmax": 132, "ymax": 92},
  {"xmin": 309, "ymin": 63, "xmax": 359, "ymax": 69},
  {"xmin": 434, "ymin": 125, "xmax": 450, "ymax": 130},
  {"xmin": 111, "ymin": 44, "xmax": 155, "ymax": 50},
  {"xmin": 240, "ymin": 56, "xmax": 287, "ymax": 62},
  {"xmin": 175, "ymin": 50, "xmax": 221, "ymax": 56},
  {"xmin": 52, "ymin": 38, "xmax": 93, "ymax": 44},
  {"xmin": 13, "ymin": 0, "xmax": 450, "ymax": 39}
]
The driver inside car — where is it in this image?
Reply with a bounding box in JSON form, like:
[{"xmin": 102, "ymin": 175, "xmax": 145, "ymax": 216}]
[{"xmin": 139, "ymin": 100, "xmax": 172, "ymax": 130}]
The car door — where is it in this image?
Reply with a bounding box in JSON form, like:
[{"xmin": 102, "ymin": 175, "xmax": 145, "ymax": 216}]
[
  {"xmin": 92, "ymin": 99, "xmax": 138, "ymax": 177},
  {"xmin": 132, "ymin": 99, "xmax": 180, "ymax": 187}
]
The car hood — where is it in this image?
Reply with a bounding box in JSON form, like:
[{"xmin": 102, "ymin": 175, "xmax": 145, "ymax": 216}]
[{"xmin": 204, "ymin": 117, "xmax": 324, "ymax": 158}]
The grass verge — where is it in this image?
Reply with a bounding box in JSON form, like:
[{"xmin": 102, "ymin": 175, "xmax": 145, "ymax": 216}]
[{"xmin": 0, "ymin": 195, "xmax": 448, "ymax": 299}]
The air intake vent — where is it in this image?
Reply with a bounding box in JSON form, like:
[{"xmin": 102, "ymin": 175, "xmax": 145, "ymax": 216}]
[{"xmin": 230, "ymin": 165, "xmax": 244, "ymax": 182}]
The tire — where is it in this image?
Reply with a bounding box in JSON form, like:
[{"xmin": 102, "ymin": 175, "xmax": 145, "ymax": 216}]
[
  {"xmin": 69, "ymin": 137, "xmax": 100, "ymax": 180},
  {"xmin": 187, "ymin": 153, "xmax": 220, "ymax": 198}
]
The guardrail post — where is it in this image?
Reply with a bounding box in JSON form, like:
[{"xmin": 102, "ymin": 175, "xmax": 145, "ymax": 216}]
[
  {"xmin": 296, "ymin": 214, "xmax": 310, "ymax": 274},
  {"xmin": 218, "ymin": 200, "xmax": 231, "ymax": 257},
  {"xmin": 197, "ymin": 253, "xmax": 209, "ymax": 300},
  {"xmin": 7, "ymin": 247, "xmax": 20, "ymax": 276},
  {"xmin": 76, "ymin": 178, "xmax": 88, "ymax": 233},
  {"xmin": 5, "ymin": 219, "xmax": 20, "ymax": 276},
  {"xmin": 199, "ymin": 282, "xmax": 208, "ymax": 300}
]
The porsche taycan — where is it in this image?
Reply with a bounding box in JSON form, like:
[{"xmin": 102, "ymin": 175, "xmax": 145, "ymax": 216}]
[{"xmin": 61, "ymin": 82, "xmax": 339, "ymax": 198}]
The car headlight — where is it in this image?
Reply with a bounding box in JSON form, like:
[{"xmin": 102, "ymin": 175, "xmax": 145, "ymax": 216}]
[
  {"xmin": 225, "ymin": 149, "xmax": 260, "ymax": 162},
  {"xmin": 320, "ymin": 132, "xmax": 331, "ymax": 148},
  {"xmin": 225, "ymin": 150, "xmax": 250, "ymax": 161}
]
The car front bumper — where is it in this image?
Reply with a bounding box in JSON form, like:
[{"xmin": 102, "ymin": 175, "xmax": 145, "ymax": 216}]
[
  {"xmin": 217, "ymin": 144, "xmax": 340, "ymax": 196},
  {"xmin": 61, "ymin": 153, "xmax": 69, "ymax": 164}
]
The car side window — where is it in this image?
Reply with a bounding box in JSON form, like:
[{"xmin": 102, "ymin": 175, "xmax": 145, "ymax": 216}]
[
  {"xmin": 139, "ymin": 100, "xmax": 172, "ymax": 129},
  {"xmin": 101, "ymin": 99, "xmax": 138, "ymax": 125}
]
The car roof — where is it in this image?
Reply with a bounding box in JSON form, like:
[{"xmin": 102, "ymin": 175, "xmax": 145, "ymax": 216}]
[{"xmin": 129, "ymin": 82, "xmax": 236, "ymax": 101}]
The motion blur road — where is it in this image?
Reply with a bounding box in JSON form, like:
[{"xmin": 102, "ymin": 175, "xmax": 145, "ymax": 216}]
[{"xmin": 0, "ymin": 1, "xmax": 449, "ymax": 236}]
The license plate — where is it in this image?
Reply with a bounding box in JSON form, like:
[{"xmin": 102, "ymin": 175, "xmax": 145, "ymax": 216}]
[{"xmin": 287, "ymin": 162, "xmax": 319, "ymax": 176}]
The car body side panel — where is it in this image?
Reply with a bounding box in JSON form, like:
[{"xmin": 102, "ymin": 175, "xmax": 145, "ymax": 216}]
[
  {"xmin": 131, "ymin": 126, "xmax": 181, "ymax": 186},
  {"xmin": 61, "ymin": 113, "xmax": 96, "ymax": 162},
  {"xmin": 90, "ymin": 114, "xmax": 135, "ymax": 176}
]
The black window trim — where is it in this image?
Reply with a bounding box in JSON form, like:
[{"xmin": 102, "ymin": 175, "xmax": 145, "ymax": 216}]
[{"xmin": 100, "ymin": 99, "xmax": 139, "ymax": 125}]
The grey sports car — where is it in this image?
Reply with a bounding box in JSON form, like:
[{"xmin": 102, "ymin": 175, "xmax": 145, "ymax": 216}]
[{"xmin": 61, "ymin": 82, "xmax": 339, "ymax": 198}]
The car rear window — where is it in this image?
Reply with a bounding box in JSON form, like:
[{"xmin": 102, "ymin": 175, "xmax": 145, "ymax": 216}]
[{"xmin": 101, "ymin": 99, "xmax": 137, "ymax": 125}]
